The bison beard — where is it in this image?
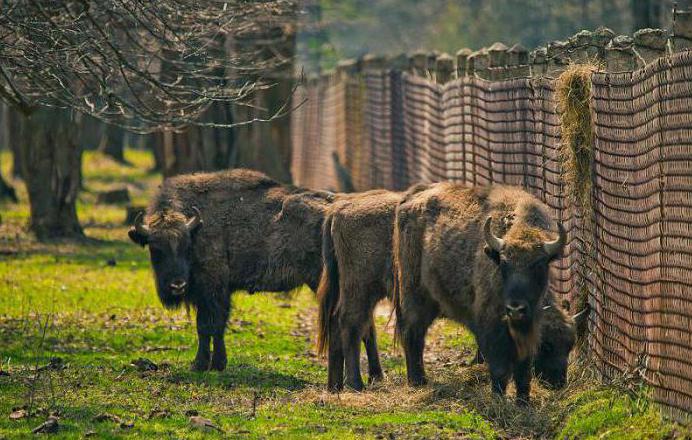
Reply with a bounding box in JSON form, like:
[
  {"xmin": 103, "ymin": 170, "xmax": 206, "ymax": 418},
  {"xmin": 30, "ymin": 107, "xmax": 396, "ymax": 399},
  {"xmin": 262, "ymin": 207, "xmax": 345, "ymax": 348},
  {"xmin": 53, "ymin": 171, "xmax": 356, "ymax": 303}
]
[{"xmin": 393, "ymin": 182, "xmax": 566, "ymax": 404}]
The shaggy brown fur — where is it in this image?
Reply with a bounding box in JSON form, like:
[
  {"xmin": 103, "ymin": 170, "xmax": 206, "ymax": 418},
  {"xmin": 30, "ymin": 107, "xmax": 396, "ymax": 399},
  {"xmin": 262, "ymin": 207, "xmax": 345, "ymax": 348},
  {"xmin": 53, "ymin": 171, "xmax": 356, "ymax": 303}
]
[
  {"xmin": 130, "ymin": 169, "xmax": 340, "ymax": 372},
  {"xmin": 316, "ymin": 189, "xmax": 403, "ymax": 391},
  {"xmin": 393, "ymin": 182, "xmax": 566, "ymax": 403}
]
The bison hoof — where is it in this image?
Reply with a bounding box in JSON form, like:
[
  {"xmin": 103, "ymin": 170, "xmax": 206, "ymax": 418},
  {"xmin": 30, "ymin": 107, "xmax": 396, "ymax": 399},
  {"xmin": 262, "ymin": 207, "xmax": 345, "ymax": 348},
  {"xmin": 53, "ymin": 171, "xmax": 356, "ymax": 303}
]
[
  {"xmin": 190, "ymin": 359, "xmax": 210, "ymax": 372},
  {"xmin": 327, "ymin": 382, "xmax": 344, "ymax": 393},
  {"xmin": 368, "ymin": 372, "xmax": 384, "ymax": 384},
  {"xmin": 345, "ymin": 380, "xmax": 365, "ymax": 392},
  {"xmin": 210, "ymin": 357, "xmax": 227, "ymax": 371},
  {"xmin": 408, "ymin": 376, "xmax": 428, "ymax": 387}
]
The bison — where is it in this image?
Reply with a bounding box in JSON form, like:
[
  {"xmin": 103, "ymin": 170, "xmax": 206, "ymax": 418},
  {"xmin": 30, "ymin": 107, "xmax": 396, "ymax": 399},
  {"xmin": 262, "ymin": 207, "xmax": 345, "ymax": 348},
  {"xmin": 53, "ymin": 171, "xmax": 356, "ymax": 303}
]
[
  {"xmin": 473, "ymin": 291, "xmax": 577, "ymax": 390},
  {"xmin": 393, "ymin": 182, "xmax": 566, "ymax": 403},
  {"xmin": 318, "ymin": 183, "xmax": 575, "ymax": 392},
  {"xmin": 128, "ymin": 169, "xmax": 383, "ymax": 374}
]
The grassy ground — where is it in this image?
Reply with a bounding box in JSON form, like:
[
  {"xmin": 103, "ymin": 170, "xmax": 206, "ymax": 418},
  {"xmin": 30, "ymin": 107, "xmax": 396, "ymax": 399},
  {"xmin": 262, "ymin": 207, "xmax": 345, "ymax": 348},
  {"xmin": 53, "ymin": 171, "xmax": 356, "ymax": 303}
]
[{"xmin": 0, "ymin": 149, "xmax": 687, "ymax": 439}]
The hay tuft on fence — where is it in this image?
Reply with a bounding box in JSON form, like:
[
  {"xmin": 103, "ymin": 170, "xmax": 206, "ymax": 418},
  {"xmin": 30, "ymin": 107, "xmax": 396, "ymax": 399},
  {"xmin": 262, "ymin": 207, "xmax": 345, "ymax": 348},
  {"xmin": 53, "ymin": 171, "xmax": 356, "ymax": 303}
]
[{"xmin": 556, "ymin": 64, "xmax": 596, "ymax": 210}]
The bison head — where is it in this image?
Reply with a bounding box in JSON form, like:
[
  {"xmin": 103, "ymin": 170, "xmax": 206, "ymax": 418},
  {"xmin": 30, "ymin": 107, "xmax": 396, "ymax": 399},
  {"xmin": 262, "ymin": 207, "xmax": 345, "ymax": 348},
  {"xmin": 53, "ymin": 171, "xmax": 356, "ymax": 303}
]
[
  {"xmin": 483, "ymin": 216, "xmax": 566, "ymax": 331},
  {"xmin": 535, "ymin": 305, "xmax": 583, "ymax": 388},
  {"xmin": 128, "ymin": 208, "xmax": 203, "ymax": 307}
]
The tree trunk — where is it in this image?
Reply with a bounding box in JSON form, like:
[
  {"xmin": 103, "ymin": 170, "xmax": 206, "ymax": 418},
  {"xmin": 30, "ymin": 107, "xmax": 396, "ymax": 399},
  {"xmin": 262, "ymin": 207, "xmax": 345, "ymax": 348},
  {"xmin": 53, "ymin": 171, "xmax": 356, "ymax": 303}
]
[
  {"xmin": 2, "ymin": 104, "xmax": 24, "ymax": 179},
  {"xmin": 150, "ymin": 132, "xmax": 166, "ymax": 172},
  {"xmin": 0, "ymin": 154, "xmax": 17, "ymax": 203},
  {"xmin": 17, "ymin": 108, "xmax": 83, "ymax": 240},
  {"xmin": 99, "ymin": 123, "xmax": 126, "ymax": 163}
]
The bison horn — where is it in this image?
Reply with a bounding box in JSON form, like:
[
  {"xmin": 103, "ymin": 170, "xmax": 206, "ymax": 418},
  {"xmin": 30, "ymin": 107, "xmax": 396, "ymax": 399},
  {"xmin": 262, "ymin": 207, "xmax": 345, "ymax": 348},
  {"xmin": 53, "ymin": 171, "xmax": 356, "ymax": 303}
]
[
  {"xmin": 134, "ymin": 212, "xmax": 150, "ymax": 237},
  {"xmin": 543, "ymin": 222, "xmax": 567, "ymax": 257},
  {"xmin": 483, "ymin": 216, "xmax": 504, "ymax": 252},
  {"xmin": 185, "ymin": 206, "xmax": 203, "ymax": 231},
  {"xmin": 571, "ymin": 306, "xmax": 589, "ymax": 321}
]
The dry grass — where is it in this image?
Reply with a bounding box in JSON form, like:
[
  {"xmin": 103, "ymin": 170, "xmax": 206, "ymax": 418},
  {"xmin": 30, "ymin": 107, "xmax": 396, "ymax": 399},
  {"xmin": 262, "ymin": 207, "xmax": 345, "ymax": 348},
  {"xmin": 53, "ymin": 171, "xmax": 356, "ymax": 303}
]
[{"xmin": 556, "ymin": 64, "xmax": 597, "ymax": 212}]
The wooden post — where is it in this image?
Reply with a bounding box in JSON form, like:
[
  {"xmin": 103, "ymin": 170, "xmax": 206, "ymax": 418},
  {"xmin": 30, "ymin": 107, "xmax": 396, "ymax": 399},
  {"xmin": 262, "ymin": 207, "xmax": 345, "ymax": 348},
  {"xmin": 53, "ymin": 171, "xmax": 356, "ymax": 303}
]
[
  {"xmin": 435, "ymin": 53, "xmax": 455, "ymax": 84},
  {"xmin": 605, "ymin": 35, "xmax": 637, "ymax": 72},
  {"xmin": 427, "ymin": 50, "xmax": 440, "ymax": 80},
  {"xmin": 488, "ymin": 42, "xmax": 509, "ymax": 80},
  {"xmin": 633, "ymin": 28, "xmax": 668, "ymax": 66},
  {"xmin": 592, "ymin": 26, "xmax": 616, "ymax": 60},
  {"xmin": 569, "ymin": 30, "xmax": 597, "ymax": 64},
  {"xmin": 456, "ymin": 48, "xmax": 472, "ymax": 77},
  {"xmin": 470, "ymin": 48, "xmax": 490, "ymax": 80},
  {"xmin": 506, "ymin": 44, "xmax": 530, "ymax": 78},
  {"xmin": 547, "ymin": 40, "xmax": 570, "ymax": 76},
  {"xmin": 410, "ymin": 51, "xmax": 428, "ymax": 77},
  {"xmin": 530, "ymin": 47, "xmax": 548, "ymax": 77}
]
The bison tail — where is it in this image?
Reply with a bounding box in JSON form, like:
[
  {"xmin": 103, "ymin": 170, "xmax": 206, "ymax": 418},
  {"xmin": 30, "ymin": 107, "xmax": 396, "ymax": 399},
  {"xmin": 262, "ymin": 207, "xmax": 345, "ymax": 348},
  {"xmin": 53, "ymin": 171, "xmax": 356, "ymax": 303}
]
[
  {"xmin": 316, "ymin": 214, "xmax": 340, "ymax": 357},
  {"xmin": 390, "ymin": 213, "xmax": 404, "ymax": 346}
]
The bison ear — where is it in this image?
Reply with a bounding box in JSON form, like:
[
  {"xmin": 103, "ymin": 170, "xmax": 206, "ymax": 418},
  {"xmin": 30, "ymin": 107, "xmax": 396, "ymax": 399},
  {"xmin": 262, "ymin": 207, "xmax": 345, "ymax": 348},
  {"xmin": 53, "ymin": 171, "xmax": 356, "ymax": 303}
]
[
  {"xmin": 483, "ymin": 245, "xmax": 501, "ymax": 264},
  {"xmin": 128, "ymin": 228, "xmax": 148, "ymax": 247}
]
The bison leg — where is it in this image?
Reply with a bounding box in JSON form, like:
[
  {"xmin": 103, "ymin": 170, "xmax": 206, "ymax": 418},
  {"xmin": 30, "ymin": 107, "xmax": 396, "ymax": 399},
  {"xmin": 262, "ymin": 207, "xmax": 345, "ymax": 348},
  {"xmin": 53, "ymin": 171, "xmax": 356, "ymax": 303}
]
[
  {"xmin": 401, "ymin": 323, "xmax": 429, "ymax": 386},
  {"xmin": 341, "ymin": 323, "xmax": 365, "ymax": 391},
  {"xmin": 210, "ymin": 296, "xmax": 231, "ymax": 371},
  {"xmin": 514, "ymin": 358, "xmax": 532, "ymax": 405},
  {"xmin": 363, "ymin": 322, "xmax": 384, "ymax": 384},
  {"xmin": 327, "ymin": 319, "xmax": 345, "ymax": 392},
  {"xmin": 480, "ymin": 330, "xmax": 513, "ymax": 397},
  {"xmin": 192, "ymin": 315, "xmax": 212, "ymax": 372}
]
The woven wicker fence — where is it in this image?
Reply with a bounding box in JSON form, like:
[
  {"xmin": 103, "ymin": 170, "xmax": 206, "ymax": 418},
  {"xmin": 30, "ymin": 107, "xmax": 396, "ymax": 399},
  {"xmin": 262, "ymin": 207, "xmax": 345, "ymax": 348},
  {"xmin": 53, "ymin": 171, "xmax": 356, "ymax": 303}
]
[{"xmin": 290, "ymin": 32, "xmax": 692, "ymax": 419}]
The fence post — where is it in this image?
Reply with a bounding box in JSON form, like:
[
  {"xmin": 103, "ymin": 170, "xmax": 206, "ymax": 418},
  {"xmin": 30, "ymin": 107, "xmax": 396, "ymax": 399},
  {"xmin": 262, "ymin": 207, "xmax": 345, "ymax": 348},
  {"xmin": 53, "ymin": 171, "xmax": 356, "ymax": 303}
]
[
  {"xmin": 605, "ymin": 35, "xmax": 637, "ymax": 72},
  {"xmin": 593, "ymin": 26, "xmax": 616, "ymax": 60},
  {"xmin": 427, "ymin": 51, "xmax": 440, "ymax": 80},
  {"xmin": 507, "ymin": 44, "xmax": 530, "ymax": 77},
  {"xmin": 488, "ymin": 42, "xmax": 509, "ymax": 80},
  {"xmin": 633, "ymin": 29, "xmax": 668, "ymax": 66},
  {"xmin": 410, "ymin": 51, "xmax": 428, "ymax": 77},
  {"xmin": 470, "ymin": 48, "xmax": 490, "ymax": 79},
  {"xmin": 456, "ymin": 48, "xmax": 472, "ymax": 77},
  {"xmin": 435, "ymin": 53, "xmax": 455, "ymax": 84},
  {"xmin": 672, "ymin": 7, "xmax": 692, "ymax": 52},
  {"xmin": 530, "ymin": 47, "xmax": 548, "ymax": 77},
  {"xmin": 547, "ymin": 40, "xmax": 570, "ymax": 76}
]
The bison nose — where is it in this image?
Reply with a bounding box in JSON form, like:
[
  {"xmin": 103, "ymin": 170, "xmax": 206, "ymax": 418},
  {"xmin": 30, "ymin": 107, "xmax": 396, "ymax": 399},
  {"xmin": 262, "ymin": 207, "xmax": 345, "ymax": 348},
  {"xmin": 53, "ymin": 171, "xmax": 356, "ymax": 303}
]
[
  {"xmin": 169, "ymin": 280, "xmax": 187, "ymax": 295},
  {"xmin": 505, "ymin": 301, "xmax": 528, "ymax": 319}
]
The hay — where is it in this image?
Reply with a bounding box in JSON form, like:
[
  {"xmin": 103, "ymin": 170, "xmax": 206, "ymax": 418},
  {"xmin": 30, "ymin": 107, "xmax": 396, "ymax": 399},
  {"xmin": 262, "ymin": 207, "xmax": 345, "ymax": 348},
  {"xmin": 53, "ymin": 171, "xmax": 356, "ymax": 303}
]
[{"xmin": 556, "ymin": 64, "xmax": 597, "ymax": 211}]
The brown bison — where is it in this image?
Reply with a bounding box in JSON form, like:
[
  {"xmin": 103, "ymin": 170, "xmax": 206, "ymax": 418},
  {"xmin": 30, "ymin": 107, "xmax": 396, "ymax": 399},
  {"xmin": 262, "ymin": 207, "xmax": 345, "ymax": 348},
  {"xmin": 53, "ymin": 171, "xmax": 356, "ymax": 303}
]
[
  {"xmin": 128, "ymin": 169, "xmax": 383, "ymax": 374},
  {"xmin": 317, "ymin": 189, "xmax": 403, "ymax": 391},
  {"xmin": 128, "ymin": 169, "xmax": 327, "ymax": 371},
  {"xmin": 473, "ymin": 291, "xmax": 577, "ymax": 389},
  {"xmin": 393, "ymin": 182, "xmax": 566, "ymax": 403},
  {"xmin": 318, "ymin": 183, "xmax": 575, "ymax": 392}
]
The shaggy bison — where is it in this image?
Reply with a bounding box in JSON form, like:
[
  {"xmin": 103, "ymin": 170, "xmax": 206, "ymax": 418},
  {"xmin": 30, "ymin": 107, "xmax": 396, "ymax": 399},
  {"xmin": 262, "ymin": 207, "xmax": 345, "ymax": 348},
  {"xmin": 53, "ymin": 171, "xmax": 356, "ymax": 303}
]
[
  {"xmin": 129, "ymin": 169, "xmax": 338, "ymax": 371},
  {"xmin": 317, "ymin": 189, "xmax": 403, "ymax": 391},
  {"xmin": 318, "ymin": 183, "xmax": 575, "ymax": 392},
  {"xmin": 129, "ymin": 169, "xmax": 383, "ymax": 374},
  {"xmin": 474, "ymin": 291, "xmax": 577, "ymax": 389},
  {"xmin": 393, "ymin": 183, "xmax": 566, "ymax": 403}
]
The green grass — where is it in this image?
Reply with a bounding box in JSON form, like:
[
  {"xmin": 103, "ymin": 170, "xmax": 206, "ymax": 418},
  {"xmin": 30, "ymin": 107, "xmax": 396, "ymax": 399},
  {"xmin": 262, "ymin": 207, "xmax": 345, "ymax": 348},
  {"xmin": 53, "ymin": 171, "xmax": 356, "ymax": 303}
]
[{"xmin": 0, "ymin": 149, "xmax": 688, "ymax": 439}]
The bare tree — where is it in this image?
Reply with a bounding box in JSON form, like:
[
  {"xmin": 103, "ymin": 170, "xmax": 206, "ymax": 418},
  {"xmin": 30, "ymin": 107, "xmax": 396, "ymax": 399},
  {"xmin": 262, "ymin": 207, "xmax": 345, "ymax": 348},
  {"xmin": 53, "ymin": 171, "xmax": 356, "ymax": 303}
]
[{"xmin": 0, "ymin": 0, "xmax": 298, "ymax": 239}]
